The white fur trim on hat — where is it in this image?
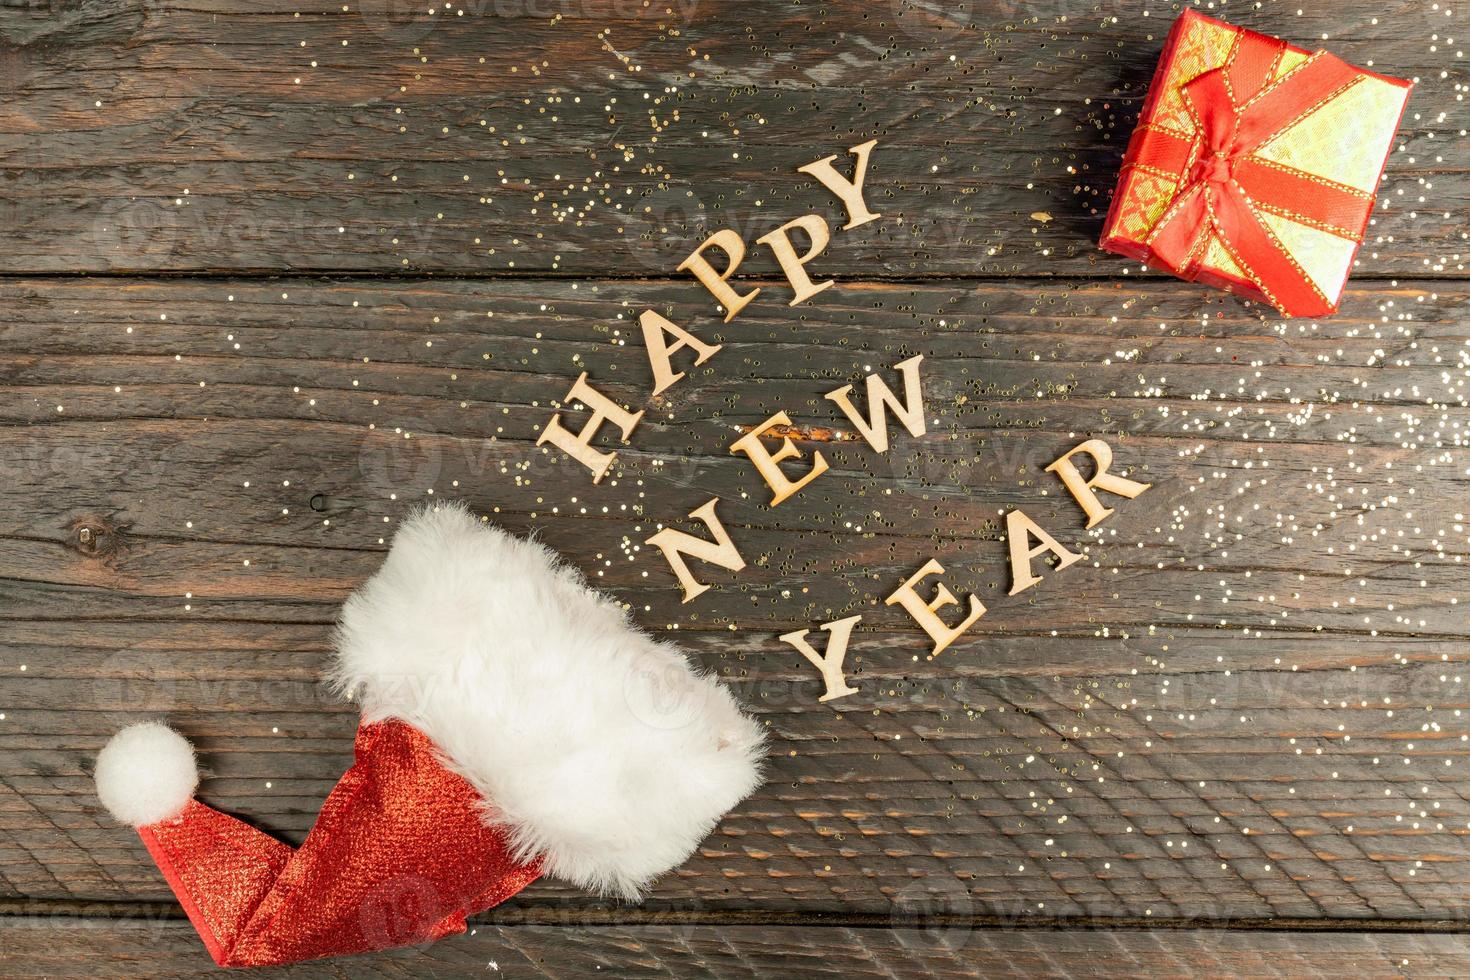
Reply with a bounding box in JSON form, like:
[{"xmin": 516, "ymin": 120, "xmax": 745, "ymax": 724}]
[
  {"xmin": 331, "ymin": 503, "xmax": 766, "ymax": 899},
  {"xmin": 95, "ymin": 722, "xmax": 199, "ymax": 827}
]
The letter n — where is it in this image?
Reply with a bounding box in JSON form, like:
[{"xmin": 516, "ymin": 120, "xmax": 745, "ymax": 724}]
[{"xmin": 645, "ymin": 498, "xmax": 746, "ymax": 603}]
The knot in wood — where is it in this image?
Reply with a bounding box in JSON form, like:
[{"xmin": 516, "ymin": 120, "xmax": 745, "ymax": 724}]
[{"xmin": 70, "ymin": 518, "xmax": 123, "ymax": 559}]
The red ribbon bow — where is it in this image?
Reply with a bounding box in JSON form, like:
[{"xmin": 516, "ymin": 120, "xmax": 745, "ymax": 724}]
[{"xmin": 1127, "ymin": 31, "xmax": 1373, "ymax": 316}]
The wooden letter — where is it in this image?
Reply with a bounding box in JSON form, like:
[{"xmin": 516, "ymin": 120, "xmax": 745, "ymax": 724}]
[
  {"xmin": 824, "ymin": 354, "xmax": 925, "ymax": 453},
  {"xmin": 645, "ymin": 498, "xmax": 747, "ymax": 603},
  {"xmin": 1006, "ymin": 509, "xmax": 1082, "ymax": 595},
  {"xmin": 676, "ymin": 228, "xmax": 760, "ymax": 322},
  {"xmin": 797, "ymin": 139, "xmax": 882, "ymax": 230},
  {"xmin": 537, "ymin": 372, "xmax": 644, "ymax": 484},
  {"xmin": 641, "ymin": 310, "xmax": 722, "ymax": 396},
  {"xmin": 884, "ymin": 559, "xmax": 986, "ymax": 657},
  {"xmin": 779, "ymin": 614, "xmax": 862, "ymax": 703},
  {"xmin": 729, "ymin": 411, "xmax": 830, "ymax": 507},
  {"xmin": 756, "ymin": 214, "xmax": 834, "ymax": 305},
  {"xmin": 1045, "ymin": 438, "xmax": 1151, "ymax": 528}
]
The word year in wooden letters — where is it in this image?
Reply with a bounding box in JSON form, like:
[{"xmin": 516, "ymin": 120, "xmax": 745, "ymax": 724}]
[{"xmin": 782, "ymin": 438, "xmax": 1150, "ymax": 702}]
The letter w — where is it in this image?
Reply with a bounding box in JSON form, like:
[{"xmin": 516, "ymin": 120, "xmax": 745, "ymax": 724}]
[{"xmin": 824, "ymin": 354, "xmax": 926, "ymax": 453}]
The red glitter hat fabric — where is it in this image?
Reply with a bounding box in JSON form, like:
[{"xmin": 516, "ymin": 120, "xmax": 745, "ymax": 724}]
[
  {"xmin": 139, "ymin": 720, "xmax": 541, "ymax": 967},
  {"xmin": 95, "ymin": 504, "xmax": 765, "ymax": 967}
]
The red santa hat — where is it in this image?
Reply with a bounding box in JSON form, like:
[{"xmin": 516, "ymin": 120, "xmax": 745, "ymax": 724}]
[{"xmin": 93, "ymin": 503, "xmax": 765, "ymax": 967}]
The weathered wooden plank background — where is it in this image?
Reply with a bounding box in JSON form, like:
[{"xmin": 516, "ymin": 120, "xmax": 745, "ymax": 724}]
[
  {"xmin": 2, "ymin": 0, "xmax": 1469, "ymax": 975},
  {"xmin": 0, "ymin": 0, "xmax": 1461, "ymax": 277},
  {"xmin": 12, "ymin": 918, "xmax": 1470, "ymax": 979},
  {"xmin": 16, "ymin": 917, "xmax": 1470, "ymax": 979}
]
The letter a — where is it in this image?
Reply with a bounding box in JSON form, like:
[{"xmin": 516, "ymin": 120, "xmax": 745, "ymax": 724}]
[
  {"xmin": 641, "ymin": 310, "xmax": 721, "ymax": 396},
  {"xmin": 1006, "ymin": 509, "xmax": 1082, "ymax": 595}
]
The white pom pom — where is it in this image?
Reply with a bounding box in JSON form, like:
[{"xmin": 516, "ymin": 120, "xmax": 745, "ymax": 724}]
[{"xmin": 95, "ymin": 722, "xmax": 199, "ymax": 827}]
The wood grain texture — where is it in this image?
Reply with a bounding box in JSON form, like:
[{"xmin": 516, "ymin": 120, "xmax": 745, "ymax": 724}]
[
  {"xmin": 2, "ymin": 276, "xmax": 1466, "ymax": 927},
  {"xmin": 0, "ymin": 0, "xmax": 1458, "ymax": 275},
  {"xmin": 4, "ymin": 0, "xmax": 1470, "ymax": 969},
  {"xmin": 8, "ymin": 917, "xmax": 1470, "ymax": 979}
]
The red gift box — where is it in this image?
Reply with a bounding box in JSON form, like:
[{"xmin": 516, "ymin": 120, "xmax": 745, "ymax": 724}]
[{"xmin": 1100, "ymin": 11, "xmax": 1412, "ymax": 317}]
